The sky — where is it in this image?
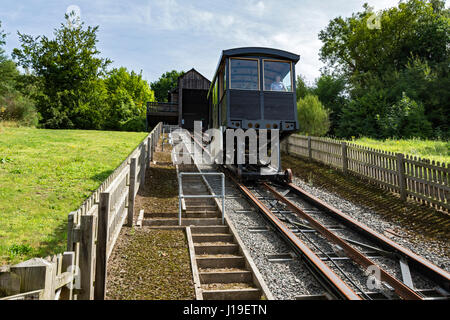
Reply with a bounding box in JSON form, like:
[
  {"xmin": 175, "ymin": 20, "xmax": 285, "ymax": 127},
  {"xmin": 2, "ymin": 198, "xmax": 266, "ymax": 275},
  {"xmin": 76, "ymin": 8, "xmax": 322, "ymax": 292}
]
[{"xmin": 1, "ymin": 0, "xmax": 401, "ymax": 85}]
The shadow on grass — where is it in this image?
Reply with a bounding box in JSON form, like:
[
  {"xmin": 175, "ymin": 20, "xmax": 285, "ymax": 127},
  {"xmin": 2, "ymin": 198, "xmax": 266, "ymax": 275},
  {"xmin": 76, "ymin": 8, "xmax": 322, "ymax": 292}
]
[
  {"xmin": 90, "ymin": 170, "xmax": 114, "ymax": 183},
  {"xmin": 34, "ymin": 219, "xmax": 68, "ymax": 260},
  {"xmin": 4, "ymin": 219, "xmax": 69, "ymax": 265}
]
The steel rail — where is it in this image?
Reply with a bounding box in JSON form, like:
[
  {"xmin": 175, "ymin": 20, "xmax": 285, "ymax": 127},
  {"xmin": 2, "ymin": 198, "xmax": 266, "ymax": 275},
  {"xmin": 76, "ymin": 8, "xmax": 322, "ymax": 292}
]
[
  {"xmin": 285, "ymin": 182, "xmax": 450, "ymax": 292},
  {"xmin": 226, "ymin": 173, "xmax": 362, "ymax": 300},
  {"xmin": 185, "ymin": 129, "xmax": 448, "ymax": 298},
  {"xmin": 263, "ymin": 182, "xmax": 423, "ymax": 300},
  {"xmin": 251, "ymin": 184, "xmax": 373, "ymax": 299}
]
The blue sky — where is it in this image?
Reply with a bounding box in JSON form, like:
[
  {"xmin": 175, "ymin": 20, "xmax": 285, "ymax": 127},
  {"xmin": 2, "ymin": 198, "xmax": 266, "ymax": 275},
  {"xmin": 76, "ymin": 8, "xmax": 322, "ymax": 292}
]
[{"xmin": 1, "ymin": 0, "xmax": 400, "ymax": 84}]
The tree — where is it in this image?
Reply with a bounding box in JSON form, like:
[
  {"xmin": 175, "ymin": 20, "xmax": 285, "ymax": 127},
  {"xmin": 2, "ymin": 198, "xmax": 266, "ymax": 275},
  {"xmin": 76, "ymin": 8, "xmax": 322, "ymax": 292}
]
[
  {"xmin": 310, "ymin": 74, "xmax": 348, "ymax": 135},
  {"xmin": 318, "ymin": 0, "xmax": 449, "ymax": 138},
  {"xmin": 103, "ymin": 67, "xmax": 155, "ymax": 131},
  {"xmin": 12, "ymin": 13, "xmax": 112, "ymax": 129},
  {"xmin": 0, "ymin": 20, "xmax": 39, "ymax": 126},
  {"xmin": 0, "ymin": 21, "xmax": 19, "ymax": 95},
  {"xmin": 297, "ymin": 94, "xmax": 330, "ymax": 136},
  {"xmin": 295, "ymin": 75, "xmax": 310, "ymax": 100},
  {"xmin": 0, "ymin": 21, "xmax": 6, "ymax": 62},
  {"xmin": 319, "ymin": 0, "xmax": 448, "ymax": 81},
  {"xmin": 378, "ymin": 93, "xmax": 432, "ymax": 139},
  {"xmin": 150, "ymin": 70, "xmax": 184, "ymax": 102}
]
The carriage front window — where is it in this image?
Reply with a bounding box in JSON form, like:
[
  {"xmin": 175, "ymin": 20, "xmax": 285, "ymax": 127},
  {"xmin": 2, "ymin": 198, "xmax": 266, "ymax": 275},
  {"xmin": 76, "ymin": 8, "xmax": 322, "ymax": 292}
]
[
  {"xmin": 230, "ymin": 58, "xmax": 259, "ymax": 90},
  {"xmin": 264, "ymin": 60, "xmax": 292, "ymax": 92}
]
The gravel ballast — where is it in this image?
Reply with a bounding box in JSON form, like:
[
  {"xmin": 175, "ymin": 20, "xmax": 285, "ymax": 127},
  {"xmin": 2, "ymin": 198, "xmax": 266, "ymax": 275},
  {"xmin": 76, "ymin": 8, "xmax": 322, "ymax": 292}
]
[
  {"xmin": 290, "ymin": 175, "xmax": 449, "ymax": 272},
  {"xmin": 199, "ymin": 162, "xmax": 449, "ymax": 299},
  {"xmin": 199, "ymin": 165, "xmax": 325, "ymax": 300}
]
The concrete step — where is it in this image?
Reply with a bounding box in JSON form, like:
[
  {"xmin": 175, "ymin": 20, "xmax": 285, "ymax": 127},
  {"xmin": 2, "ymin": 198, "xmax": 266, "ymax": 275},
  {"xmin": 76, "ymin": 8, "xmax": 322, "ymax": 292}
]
[
  {"xmin": 145, "ymin": 212, "xmax": 219, "ymax": 219},
  {"xmin": 202, "ymin": 288, "xmax": 262, "ymax": 300},
  {"xmin": 185, "ymin": 210, "xmax": 219, "ymax": 215},
  {"xmin": 192, "ymin": 234, "xmax": 234, "ymax": 243},
  {"xmin": 191, "ymin": 226, "xmax": 229, "ymax": 234},
  {"xmin": 185, "ymin": 206, "xmax": 218, "ymax": 211},
  {"xmin": 195, "ymin": 244, "xmax": 239, "ymax": 255},
  {"xmin": 185, "ymin": 199, "xmax": 216, "ymax": 206},
  {"xmin": 143, "ymin": 218, "xmax": 223, "ymax": 226},
  {"xmin": 199, "ymin": 271, "xmax": 253, "ymax": 284},
  {"xmin": 183, "ymin": 186, "xmax": 209, "ymax": 191},
  {"xmin": 196, "ymin": 256, "xmax": 245, "ymax": 269}
]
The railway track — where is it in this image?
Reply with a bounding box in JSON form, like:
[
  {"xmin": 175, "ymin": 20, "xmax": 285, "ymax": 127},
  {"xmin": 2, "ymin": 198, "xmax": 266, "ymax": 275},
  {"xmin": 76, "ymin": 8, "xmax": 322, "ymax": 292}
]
[
  {"xmin": 226, "ymin": 172, "xmax": 450, "ymax": 300},
  {"xmin": 185, "ymin": 130, "xmax": 450, "ymax": 300}
]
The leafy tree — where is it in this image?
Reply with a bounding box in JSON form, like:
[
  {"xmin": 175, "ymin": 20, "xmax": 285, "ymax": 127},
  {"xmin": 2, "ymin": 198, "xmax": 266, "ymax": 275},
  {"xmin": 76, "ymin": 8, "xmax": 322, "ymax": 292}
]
[
  {"xmin": 104, "ymin": 67, "xmax": 155, "ymax": 131},
  {"xmin": 378, "ymin": 93, "xmax": 432, "ymax": 139},
  {"xmin": 0, "ymin": 20, "xmax": 38, "ymax": 126},
  {"xmin": 319, "ymin": 0, "xmax": 448, "ymax": 81},
  {"xmin": 297, "ymin": 94, "xmax": 330, "ymax": 136},
  {"xmin": 318, "ymin": 0, "xmax": 449, "ymax": 138},
  {"xmin": 295, "ymin": 75, "xmax": 310, "ymax": 100},
  {"xmin": 150, "ymin": 70, "xmax": 184, "ymax": 102},
  {"xmin": 310, "ymin": 74, "xmax": 348, "ymax": 135},
  {"xmin": 12, "ymin": 13, "xmax": 112, "ymax": 129},
  {"xmin": 0, "ymin": 22, "xmax": 19, "ymax": 95},
  {"xmin": 0, "ymin": 20, "xmax": 6, "ymax": 61}
]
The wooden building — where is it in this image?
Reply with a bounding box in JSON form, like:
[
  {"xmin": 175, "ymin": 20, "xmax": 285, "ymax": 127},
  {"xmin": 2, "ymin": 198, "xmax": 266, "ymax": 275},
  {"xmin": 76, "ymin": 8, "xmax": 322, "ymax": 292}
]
[{"xmin": 146, "ymin": 68, "xmax": 211, "ymax": 130}]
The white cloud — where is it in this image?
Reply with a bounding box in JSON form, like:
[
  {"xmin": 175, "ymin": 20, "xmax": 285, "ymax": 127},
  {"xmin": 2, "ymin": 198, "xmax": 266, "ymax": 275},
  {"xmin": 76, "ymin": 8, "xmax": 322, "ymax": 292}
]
[
  {"xmin": 74, "ymin": 0, "xmax": 405, "ymax": 82},
  {"xmin": 246, "ymin": 0, "xmax": 266, "ymax": 17}
]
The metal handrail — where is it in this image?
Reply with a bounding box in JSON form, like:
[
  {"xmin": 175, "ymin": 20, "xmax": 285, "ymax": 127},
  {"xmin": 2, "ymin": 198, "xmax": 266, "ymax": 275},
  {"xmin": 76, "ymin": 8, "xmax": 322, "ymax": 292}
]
[{"xmin": 178, "ymin": 172, "xmax": 225, "ymax": 226}]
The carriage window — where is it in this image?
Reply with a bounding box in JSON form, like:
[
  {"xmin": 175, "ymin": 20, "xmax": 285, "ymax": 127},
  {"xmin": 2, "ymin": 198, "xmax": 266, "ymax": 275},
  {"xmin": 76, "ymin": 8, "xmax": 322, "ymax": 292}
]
[
  {"xmin": 264, "ymin": 61, "xmax": 292, "ymax": 92},
  {"xmin": 230, "ymin": 59, "xmax": 259, "ymax": 90}
]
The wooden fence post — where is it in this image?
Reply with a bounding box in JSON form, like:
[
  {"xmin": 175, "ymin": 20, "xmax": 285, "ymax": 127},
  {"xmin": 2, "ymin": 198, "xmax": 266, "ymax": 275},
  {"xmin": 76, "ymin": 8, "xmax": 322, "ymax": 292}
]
[
  {"xmin": 95, "ymin": 192, "xmax": 110, "ymax": 300},
  {"xmin": 0, "ymin": 267, "xmax": 21, "ymax": 296},
  {"xmin": 147, "ymin": 137, "xmax": 152, "ymax": 166},
  {"xmin": 396, "ymin": 153, "xmax": 407, "ymax": 201},
  {"xmin": 67, "ymin": 212, "xmax": 75, "ymax": 251},
  {"xmin": 145, "ymin": 103, "xmax": 149, "ymax": 132},
  {"xmin": 127, "ymin": 158, "xmax": 137, "ymax": 227},
  {"xmin": 308, "ymin": 136, "xmax": 312, "ymax": 160},
  {"xmin": 342, "ymin": 142, "xmax": 348, "ymax": 173},
  {"xmin": 78, "ymin": 215, "xmax": 96, "ymax": 300},
  {"xmin": 60, "ymin": 252, "xmax": 75, "ymax": 300},
  {"xmin": 10, "ymin": 258, "xmax": 55, "ymax": 300}
]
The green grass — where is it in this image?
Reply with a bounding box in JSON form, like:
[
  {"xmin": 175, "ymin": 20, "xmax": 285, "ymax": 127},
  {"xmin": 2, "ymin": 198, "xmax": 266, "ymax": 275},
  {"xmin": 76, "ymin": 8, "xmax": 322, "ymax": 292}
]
[
  {"xmin": 0, "ymin": 127, "xmax": 148, "ymax": 264},
  {"xmin": 347, "ymin": 137, "xmax": 449, "ymax": 164}
]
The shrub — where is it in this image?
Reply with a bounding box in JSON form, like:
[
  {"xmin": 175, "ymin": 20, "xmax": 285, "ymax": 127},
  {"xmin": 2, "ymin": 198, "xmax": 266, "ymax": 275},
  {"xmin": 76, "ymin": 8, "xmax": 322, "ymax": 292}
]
[
  {"xmin": 378, "ymin": 93, "xmax": 432, "ymax": 139},
  {"xmin": 0, "ymin": 90, "xmax": 39, "ymax": 126},
  {"xmin": 120, "ymin": 116, "xmax": 146, "ymax": 132},
  {"xmin": 297, "ymin": 94, "xmax": 330, "ymax": 136}
]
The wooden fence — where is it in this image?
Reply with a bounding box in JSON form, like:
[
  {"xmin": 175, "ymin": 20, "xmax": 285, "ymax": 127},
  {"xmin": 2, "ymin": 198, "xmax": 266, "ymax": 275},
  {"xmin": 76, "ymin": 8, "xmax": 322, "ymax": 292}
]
[
  {"xmin": 0, "ymin": 253, "xmax": 75, "ymax": 300},
  {"xmin": 282, "ymin": 135, "xmax": 449, "ymax": 212},
  {"xmin": 0, "ymin": 123, "xmax": 163, "ymax": 300}
]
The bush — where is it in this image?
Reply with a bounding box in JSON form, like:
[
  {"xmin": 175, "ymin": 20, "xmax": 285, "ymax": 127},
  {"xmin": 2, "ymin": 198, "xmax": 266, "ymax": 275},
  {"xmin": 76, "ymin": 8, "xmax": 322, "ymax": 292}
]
[
  {"xmin": 378, "ymin": 93, "xmax": 432, "ymax": 139},
  {"xmin": 297, "ymin": 94, "xmax": 330, "ymax": 136},
  {"xmin": 120, "ymin": 116, "xmax": 146, "ymax": 132},
  {"xmin": 0, "ymin": 91, "xmax": 38, "ymax": 126}
]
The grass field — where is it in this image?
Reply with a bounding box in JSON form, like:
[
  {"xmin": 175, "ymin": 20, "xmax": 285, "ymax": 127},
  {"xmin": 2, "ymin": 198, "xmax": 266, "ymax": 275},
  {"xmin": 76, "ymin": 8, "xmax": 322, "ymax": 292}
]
[
  {"xmin": 347, "ymin": 138, "xmax": 449, "ymax": 164},
  {"xmin": 0, "ymin": 127, "xmax": 148, "ymax": 264}
]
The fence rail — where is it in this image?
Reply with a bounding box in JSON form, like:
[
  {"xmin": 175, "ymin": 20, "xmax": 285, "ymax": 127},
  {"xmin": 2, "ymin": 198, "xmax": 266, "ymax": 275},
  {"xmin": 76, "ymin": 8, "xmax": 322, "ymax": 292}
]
[
  {"xmin": 147, "ymin": 101, "xmax": 178, "ymax": 113},
  {"xmin": 0, "ymin": 123, "xmax": 163, "ymax": 300},
  {"xmin": 0, "ymin": 253, "xmax": 75, "ymax": 300},
  {"xmin": 282, "ymin": 135, "xmax": 449, "ymax": 212}
]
